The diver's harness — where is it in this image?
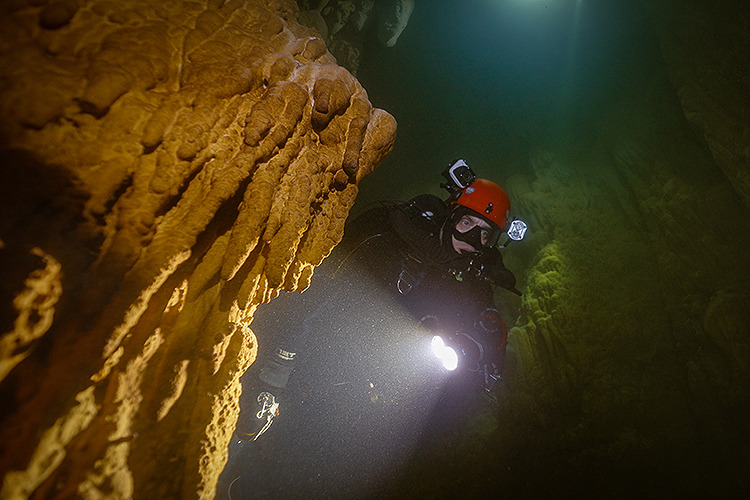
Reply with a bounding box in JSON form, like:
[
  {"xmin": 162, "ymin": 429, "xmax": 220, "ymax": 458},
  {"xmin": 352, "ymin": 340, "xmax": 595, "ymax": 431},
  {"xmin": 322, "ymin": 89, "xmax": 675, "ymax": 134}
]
[
  {"xmin": 448, "ymin": 254, "xmax": 495, "ymax": 283},
  {"xmin": 394, "ymin": 197, "xmax": 498, "ymax": 295},
  {"xmin": 396, "ymin": 249, "xmax": 494, "ymax": 295}
]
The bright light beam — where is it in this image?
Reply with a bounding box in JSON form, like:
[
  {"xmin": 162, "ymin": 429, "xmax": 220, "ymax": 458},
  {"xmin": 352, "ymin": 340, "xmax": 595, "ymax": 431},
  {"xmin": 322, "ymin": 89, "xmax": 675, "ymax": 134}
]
[{"xmin": 431, "ymin": 335, "xmax": 458, "ymax": 371}]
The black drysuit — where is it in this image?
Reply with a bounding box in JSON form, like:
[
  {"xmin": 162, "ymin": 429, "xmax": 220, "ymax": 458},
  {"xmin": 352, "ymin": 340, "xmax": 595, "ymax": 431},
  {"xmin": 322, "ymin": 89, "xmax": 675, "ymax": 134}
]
[
  {"xmin": 245, "ymin": 194, "xmax": 518, "ymax": 400},
  {"xmin": 225, "ymin": 194, "xmax": 520, "ymax": 498}
]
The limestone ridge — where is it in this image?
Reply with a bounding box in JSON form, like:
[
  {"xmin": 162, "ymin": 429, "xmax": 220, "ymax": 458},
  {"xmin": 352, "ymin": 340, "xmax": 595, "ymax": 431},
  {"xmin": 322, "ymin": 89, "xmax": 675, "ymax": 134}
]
[{"xmin": 0, "ymin": 1, "xmax": 396, "ymax": 499}]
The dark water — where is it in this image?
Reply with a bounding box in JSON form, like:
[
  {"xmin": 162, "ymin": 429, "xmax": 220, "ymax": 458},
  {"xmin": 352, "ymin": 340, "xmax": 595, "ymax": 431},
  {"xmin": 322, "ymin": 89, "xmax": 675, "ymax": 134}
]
[{"xmin": 353, "ymin": 0, "xmax": 660, "ymax": 207}]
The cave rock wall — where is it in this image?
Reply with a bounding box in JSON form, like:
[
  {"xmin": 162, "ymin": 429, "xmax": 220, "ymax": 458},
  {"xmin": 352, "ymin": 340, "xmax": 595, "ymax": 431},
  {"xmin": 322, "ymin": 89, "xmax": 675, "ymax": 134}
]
[
  {"xmin": 644, "ymin": 0, "xmax": 750, "ymax": 206},
  {"xmin": 297, "ymin": 0, "xmax": 414, "ymax": 74},
  {"xmin": 497, "ymin": 46, "xmax": 750, "ymax": 497},
  {"xmin": 0, "ymin": 0, "xmax": 396, "ymax": 498}
]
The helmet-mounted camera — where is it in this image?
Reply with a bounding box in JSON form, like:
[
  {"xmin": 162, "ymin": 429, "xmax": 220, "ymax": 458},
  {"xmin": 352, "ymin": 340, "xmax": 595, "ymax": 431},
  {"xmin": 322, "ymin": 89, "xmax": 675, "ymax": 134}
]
[{"xmin": 441, "ymin": 159, "xmax": 476, "ymax": 200}]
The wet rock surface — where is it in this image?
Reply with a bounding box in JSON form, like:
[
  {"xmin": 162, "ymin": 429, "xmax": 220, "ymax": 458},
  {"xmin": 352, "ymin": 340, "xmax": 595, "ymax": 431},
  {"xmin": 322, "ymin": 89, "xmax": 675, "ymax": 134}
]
[
  {"xmin": 297, "ymin": 0, "xmax": 414, "ymax": 74},
  {"xmin": 0, "ymin": 1, "xmax": 395, "ymax": 498}
]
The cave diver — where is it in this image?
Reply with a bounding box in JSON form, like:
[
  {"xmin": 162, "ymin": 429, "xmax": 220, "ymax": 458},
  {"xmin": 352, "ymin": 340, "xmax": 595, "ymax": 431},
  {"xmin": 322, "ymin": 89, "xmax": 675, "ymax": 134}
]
[{"xmin": 231, "ymin": 159, "xmax": 526, "ymax": 446}]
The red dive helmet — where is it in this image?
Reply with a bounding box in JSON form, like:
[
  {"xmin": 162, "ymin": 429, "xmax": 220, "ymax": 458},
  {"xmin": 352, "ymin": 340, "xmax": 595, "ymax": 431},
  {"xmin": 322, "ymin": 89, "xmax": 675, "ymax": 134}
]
[
  {"xmin": 455, "ymin": 178, "xmax": 511, "ymax": 229},
  {"xmin": 441, "ymin": 159, "xmax": 526, "ymax": 249}
]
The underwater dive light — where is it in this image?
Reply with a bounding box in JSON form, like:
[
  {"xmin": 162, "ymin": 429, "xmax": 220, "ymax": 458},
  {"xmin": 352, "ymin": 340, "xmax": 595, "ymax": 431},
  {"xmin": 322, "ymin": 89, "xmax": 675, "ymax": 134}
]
[
  {"xmin": 431, "ymin": 335, "xmax": 458, "ymax": 371},
  {"xmin": 497, "ymin": 218, "xmax": 528, "ymax": 248},
  {"xmin": 507, "ymin": 219, "xmax": 528, "ymax": 241}
]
